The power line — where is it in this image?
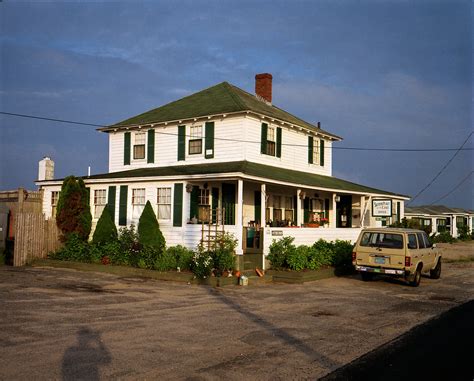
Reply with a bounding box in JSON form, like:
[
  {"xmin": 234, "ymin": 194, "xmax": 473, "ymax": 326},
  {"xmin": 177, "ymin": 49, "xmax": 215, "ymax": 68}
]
[
  {"xmin": 429, "ymin": 171, "xmax": 474, "ymax": 205},
  {"xmin": 407, "ymin": 131, "xmax": 473, "ymax": 205},
  {"xmin": 1, "ymin": 110, "xmax": 473, "ymax": 152}
]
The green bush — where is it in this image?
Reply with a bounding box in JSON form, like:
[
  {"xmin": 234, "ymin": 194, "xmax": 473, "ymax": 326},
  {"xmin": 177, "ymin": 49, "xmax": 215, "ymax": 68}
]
[
  {"xmin": 457, "ymin": 225, "xmax": 471, "ymax": 241},
  {"xmin": 332, "ymin": 240, "xmax": 354, "ymax": 268},
  {"xmin": 56, "ymin": 176, "xmax": 92, "ymax": 242},
  {"xmin": 191, "ymin": 249, "xmax": 213, "ymax": 278},
  {"xmin": 118, "ymin": 225, "xmax": 141, "ymax": 266},
  {"xmin": 49, "ymin": 233, "xmax": 90, "ymax": 262},
  {"xmin": 137, "ymin": 201, "xmax": 166, "ymax": 253},
  {"xmin": 287, "ymin": 245, "xmax": 309, "ymax": 271},
  {"xmin": 92, "ymin": 206, "xmax": 118, "ymax": 245},
  {"xmin": 430, "ymin": 231, "xmax": 456, "ymax": 244},
  {"xmin": 268, "ymin": 236, "xmax": 296, "ymax": 269},
  {"xmin": 166, "ymin": 245, "xmax": 194, "ymax": 271},
  {"xmin": 309, "ymin": 239, "xmax": 334, "ymax": 268}
]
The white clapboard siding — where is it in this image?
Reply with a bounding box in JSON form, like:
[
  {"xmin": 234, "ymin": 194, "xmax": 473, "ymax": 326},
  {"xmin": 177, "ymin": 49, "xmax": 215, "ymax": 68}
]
[{"xmin": 244, "ymin": 116, "xmax": 333, "ymax": 176}]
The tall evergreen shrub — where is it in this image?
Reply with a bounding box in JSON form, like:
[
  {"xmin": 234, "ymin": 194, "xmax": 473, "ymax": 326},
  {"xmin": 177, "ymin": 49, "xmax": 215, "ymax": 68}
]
[
  {"xmin": 56, "ymin": 176, "xmax": 92, "ymax": 242},
  {"xmin": 137, "ymin": 201, "xmax": 166, "ymax": 252},
  {"xmin": 92, "ymin": 205, "xmax": 118, "ymax": 245}
]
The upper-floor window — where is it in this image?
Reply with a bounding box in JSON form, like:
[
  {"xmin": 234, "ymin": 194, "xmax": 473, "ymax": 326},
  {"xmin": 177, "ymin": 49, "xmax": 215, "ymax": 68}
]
[
  {"xmin": 266, "ymin": 126, "xmax": 276, "ymax": 156},
  {"xmin": 134, "ymin": 132, "xmax": 146, "ymax": 160},
  {"xmin": 157, "ymin": 187, "xmax": 171, "ymax": 220},
  {"xmin": 51, "ymin": 191, "xmax": 59, "ymax": 218},
  {"xmin": 94, "ymin": 189, "xmax": 107, "ymax": 218},
  {"xmin": 189, "ymin": 125, "xmax": 203, "ymax": 155},
  {"xmin": 312, "ymin": 140, "xmax": 320, "ymax": 165}
]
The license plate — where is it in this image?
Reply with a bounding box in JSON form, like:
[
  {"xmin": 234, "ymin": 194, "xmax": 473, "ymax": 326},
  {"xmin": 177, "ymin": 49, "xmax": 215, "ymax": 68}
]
[{"xmin": 375, "ymin": 257, "xmax": 386, "ymax": 264}]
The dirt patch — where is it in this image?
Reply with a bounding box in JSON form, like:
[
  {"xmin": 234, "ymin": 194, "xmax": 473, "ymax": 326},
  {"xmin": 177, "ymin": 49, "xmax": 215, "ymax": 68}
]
[{"xmin": 437, "ymin": 241, "xmax": 474, "ymax": 262}]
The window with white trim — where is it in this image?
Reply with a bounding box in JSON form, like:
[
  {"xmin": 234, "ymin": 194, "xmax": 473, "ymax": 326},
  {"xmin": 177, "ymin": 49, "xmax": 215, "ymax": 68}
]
[
  {"xmin": 285, "ymin": 196, "xmax": 294, "ymax": 221},
  {"xmin": 272, "ymin": 195, "xmax": 282, "ymax": 221},
  {"xmin": 94, "ymin": 189, "xmax": 107, "ymax": 218},
  {"xmin": 266, "ymin": 126, "xmax": 276, "ymax": 156},
  {"xmin": 189, "ymin": 125, "xmax": 203, "ymax": 155},
  {"xmin": 157, "ymin": 187, "xmax": 171, "ymax": 220},
  {"xmin": 313, "ymin": 139, "xmax": 320, "ymax": 165},
  {"xmin": 133, "ymin": 132, "xmax": 146, "ymax": 160},
  {"xmin": 132, "ymin": 188, "xmax": 146, "ymax": 205},
  {"xmin": 198, "ymin": 188, "xmax": 210, "ymax": 222},
  {"xmin": 51, "ymin": 191, "xmax": 59, "ymax": 218}
]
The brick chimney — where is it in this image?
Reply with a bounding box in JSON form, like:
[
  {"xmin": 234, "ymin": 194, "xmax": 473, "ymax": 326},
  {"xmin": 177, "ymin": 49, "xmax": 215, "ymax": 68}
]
[{"xmin": 255, "ymin": 73, "xmax": 272, "ymax": 103}]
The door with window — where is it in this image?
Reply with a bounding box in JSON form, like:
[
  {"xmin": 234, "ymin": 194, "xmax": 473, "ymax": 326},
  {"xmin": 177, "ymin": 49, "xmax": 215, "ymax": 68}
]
[{"xmin": 336, "ymin": 195, "xmax": 352, "ymax": 228}]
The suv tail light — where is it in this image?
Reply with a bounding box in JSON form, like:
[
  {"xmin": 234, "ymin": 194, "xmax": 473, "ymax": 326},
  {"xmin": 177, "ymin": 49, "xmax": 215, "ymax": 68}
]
[
  {"xmin": 405, "ymin": 256, "xmax": 411, "ymax": 267},
  {"xmin": 352, "ymin": 252, "xmax": 357, "ymax": 261}
]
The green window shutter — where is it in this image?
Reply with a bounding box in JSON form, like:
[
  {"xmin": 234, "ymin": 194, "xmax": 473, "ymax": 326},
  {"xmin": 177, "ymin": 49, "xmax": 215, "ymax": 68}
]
[
  {"xmin": 173, "ymin": 183, "xmax": 183, "ymax": 227},
  {"xmin": 190, "ymin": 186, "xmax": 199, "ymax": 220},
  {"xmin": 212, "ymin": 187, "xmax": 219, "ymax": 223},
  {"xmin": 320, "ymin": 139, "xmax": 325, "ymax": 166},
  {"xmin": 178, "ymin": 125, "xmax": 186, "ymax": 161},
  {"xmin": 118, "ymin": 185, "xmax": 128, "ymax": 226},
  {"xmin": 147, "ymin": 129, "xmax": 155, "ymax": 163},
  {"xmin": 276, "ymin": 127, "xmax": 282, "ymax": 158},
  {"xmin": 324, "ymin": 198, "xmax": 330, "ymax": 220},
  {"xmin": 124, "ymin": 132, "xmax": 131, "ymax": 165},
  {"xmin": 205, "ymin": 122, "xmax": 215, "ymax": 159},
  {"xmin": 254, "ymin": 190, "xmax": 261, "ymax": 224},
  {"xmin": 260, "ymin": 123, "xmax": 268, "ymax": 154},
  {"xmin": 308, "ymin": 136, "xmax": 314, "ymax": 164},
  {"xmin": 107, "ymin": 186, "xmax": 116, "ymax": 220},
  {"xmin": 293, "ymin": 195, "xmax": 298, "ymax": 224},
  {"xmin": 303, "ymin": 197, "xmax": 310, "ymax": 223}
]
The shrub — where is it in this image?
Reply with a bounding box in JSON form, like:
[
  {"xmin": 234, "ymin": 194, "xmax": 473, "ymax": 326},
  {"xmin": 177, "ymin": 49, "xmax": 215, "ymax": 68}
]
[
  {"xmin": 457, "ymin": 225, "xmax": 471, "ymax": 241},
  {"xmin": 212, "ymin": 232, "xmax": 237, "ymax": 276},
  {"xmin": 118, "ymin": 225, "xmax": 141, "ymax": 266},
  {"xmin": 137, "ymin": 201, "xmax": 166, "ymax": 253},
  {"xmin": 287, "ymin": 245, "xmax": 309, "ymax": 271},
  {"xmin": 100, "ymin": 241, "xmax": 124, "ymax": 265},
  {"xmin": 49, "ymin": 233, "xmax": 90, "ymax": 262},
  {"xmin": 92, "ymin": 206, "xmax": 118, "ymax": 245},
  {"xmin": 332, "ymin": 240, "xmax": 354, "ymax": 268},
  {"xmin": 430, "ymin": 231, "xmax": 456, "ymax": 244},
  {"xmin": 309, "ymin": 239, "xmax": 334, "ymax": 268},
  {"xmin": 56, "ymin": 176, "xmax": 92, "ymax": 242},
  {"xmin": 268, "ymin": 236, "xmax": 296, "ymax": 269},
  {"xmin": 166, "ymin": 245, "xmax": 194, "ymax": 271},
  {"xmin": 191, "ymin": 249, "xmax": 213, "ymax": 278}
]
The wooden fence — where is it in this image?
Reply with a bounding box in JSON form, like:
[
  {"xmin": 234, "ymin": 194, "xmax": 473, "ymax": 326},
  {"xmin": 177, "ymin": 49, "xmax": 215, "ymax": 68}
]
[{"xmin": 13, "ymin": 213, "xmax": 62, "ymax": 266}]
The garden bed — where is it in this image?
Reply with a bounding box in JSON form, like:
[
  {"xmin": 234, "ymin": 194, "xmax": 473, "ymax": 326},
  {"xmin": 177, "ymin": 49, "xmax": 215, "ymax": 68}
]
[{"xmin": 31, "ymin": 259, "xmax": 239, "ymax": 286}]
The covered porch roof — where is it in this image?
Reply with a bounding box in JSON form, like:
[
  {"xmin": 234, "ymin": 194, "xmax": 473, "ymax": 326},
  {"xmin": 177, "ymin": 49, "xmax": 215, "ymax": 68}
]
[{"xmin": 37, "ymin": 160, "xmax": 409, "ymax": 199}]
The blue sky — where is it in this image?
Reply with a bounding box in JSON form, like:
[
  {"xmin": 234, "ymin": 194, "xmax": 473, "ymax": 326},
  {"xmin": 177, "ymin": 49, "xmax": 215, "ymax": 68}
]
[{"xmin": 1, "ymin": 1, "xmax": 472, "ymax": 209}]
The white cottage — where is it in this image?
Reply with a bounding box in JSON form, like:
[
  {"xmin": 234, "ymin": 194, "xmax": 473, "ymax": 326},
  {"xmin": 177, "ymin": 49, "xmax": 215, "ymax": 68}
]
[{"xmin": 36, "ymin": 74, "xmax": 409, "ymax": 270}]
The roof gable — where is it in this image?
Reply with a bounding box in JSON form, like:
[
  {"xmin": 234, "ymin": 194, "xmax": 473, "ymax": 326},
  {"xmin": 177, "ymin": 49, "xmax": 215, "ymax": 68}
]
[{"xmin": 108, "ymin": 82, "xmax": 341, "ymax": 140}]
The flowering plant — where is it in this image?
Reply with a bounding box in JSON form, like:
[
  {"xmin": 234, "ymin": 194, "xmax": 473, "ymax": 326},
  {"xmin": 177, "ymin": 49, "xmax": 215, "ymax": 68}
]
[
  {"xmin": 320, "ymin": 218, "xmax": 329, "ymax": 226},
  {"xmin": 191, "ymin": 249, "xmax": 213, "ymax": 279}
]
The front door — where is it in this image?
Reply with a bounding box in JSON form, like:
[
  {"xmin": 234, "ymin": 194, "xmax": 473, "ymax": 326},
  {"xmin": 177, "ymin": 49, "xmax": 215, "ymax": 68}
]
[
  {"xmin": 336, "ymin": 195, "xmax": 352, "ymax": 228},
  {"xmin": 222, "ymin": 183, "xmax": 235, "ymax": 225}
]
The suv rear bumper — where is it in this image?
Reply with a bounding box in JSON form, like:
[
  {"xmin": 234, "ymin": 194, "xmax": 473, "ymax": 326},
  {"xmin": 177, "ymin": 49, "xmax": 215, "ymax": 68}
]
[{"xmin": 355, "ymin": 265, "xmax": 405, "ymax": 276}]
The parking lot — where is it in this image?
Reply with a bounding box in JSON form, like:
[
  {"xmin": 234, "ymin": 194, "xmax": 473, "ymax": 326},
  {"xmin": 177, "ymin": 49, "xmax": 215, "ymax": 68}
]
[{"xmin": 0, "ymin": 255, "xmax": 473, "ymax": 380}]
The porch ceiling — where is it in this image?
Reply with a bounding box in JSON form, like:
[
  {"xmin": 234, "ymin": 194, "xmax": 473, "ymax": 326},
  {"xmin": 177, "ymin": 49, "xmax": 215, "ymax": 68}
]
[{"xmin": 61, "ymin": 161, "xmax": 408, "ymax": 198}]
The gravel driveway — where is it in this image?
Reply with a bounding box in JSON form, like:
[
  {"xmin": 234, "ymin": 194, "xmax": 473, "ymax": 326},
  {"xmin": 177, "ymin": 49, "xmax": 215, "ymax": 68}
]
[{"xmin": 0, "ymin": 256, "xmax": 473, "ymax": 380}]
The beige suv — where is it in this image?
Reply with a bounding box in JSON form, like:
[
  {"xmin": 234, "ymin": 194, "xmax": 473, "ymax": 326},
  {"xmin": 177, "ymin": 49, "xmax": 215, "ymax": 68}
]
[{"xmin": 352, "ymin": 228, "xmax": 441, "ymax": 287}]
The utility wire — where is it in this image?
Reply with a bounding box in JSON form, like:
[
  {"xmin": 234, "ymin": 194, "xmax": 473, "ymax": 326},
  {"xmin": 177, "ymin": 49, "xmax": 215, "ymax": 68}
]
[
  {"xmin": 429, "ymin": 171, "xmax": 474, "ymax": 205},
  {"xmin": 1, "ymin": 110, "xmax": 473, "ymax": 152},
  {"xmin": 407, "ymin": 131, "xmax": 473, "ymax": 205}
]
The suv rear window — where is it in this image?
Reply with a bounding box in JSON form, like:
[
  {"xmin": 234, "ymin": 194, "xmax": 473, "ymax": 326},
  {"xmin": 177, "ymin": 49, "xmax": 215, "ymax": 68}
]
[{"xmin": 360, "ymin": 232, "xmax": 404, "ymax": 249}]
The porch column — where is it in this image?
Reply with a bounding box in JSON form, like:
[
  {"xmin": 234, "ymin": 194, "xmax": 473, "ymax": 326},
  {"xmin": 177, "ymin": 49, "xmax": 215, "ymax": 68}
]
[
  {"xmin": 236, "ymin": 179, "xmax": 244, "ymax": 255},
  {"xmin": 260, "ymin": 183, "xmax": 266, "ymax": 228},
  {"xmin": 296, "ymin": 189, "xmax": 302, "ymax": 227},
  {"xmin": 331, "ymin": 193, "xmax": 338, "ymax": 227}
]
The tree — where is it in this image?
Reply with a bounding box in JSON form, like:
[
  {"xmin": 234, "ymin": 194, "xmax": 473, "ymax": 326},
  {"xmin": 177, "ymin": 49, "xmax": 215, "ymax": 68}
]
[
  {"xmin": 137, "ymin": 201, "xmax": 166, "ymax": 252},
  {"xmin": 56, "ymin": 176, "xmax": 92, "ymax": 242},
  {"xmin": 92, "ymin": 206, "xmax": 118, "ymax": 245}
]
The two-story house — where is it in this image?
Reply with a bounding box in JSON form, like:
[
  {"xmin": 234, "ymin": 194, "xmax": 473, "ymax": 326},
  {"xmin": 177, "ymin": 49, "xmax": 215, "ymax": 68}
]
[{"xmin": 36, "ymin": 73, "xmax": 409, "ymax": 269}]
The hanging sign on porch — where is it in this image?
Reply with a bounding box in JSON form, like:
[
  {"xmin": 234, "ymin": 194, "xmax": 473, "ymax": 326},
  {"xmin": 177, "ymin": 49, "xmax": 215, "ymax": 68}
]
[
  {"xmin": 271, "ymin": 230, "xmax": 283, "ymax": 236},
  {"xmin": 372, "ymin": 199, "xmax": 392, "ymax": 217}
]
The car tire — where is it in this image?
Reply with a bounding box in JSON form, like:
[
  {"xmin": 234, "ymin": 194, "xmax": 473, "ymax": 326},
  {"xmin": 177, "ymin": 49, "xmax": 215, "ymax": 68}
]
[
  {"xmin": 361, "ymin": 272, "xmax": 374, "ymax": 282},
  {"xmin": 430, "ymin": 258, "xmax": 442, "ymax": 279},
  {"xmin": 409, "ymin": 266, "xmax": 422, "ymax": 287}
]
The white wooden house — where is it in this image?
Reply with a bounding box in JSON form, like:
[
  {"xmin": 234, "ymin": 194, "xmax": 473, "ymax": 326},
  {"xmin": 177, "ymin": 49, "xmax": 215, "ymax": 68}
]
[{"xmin": 36, "ymin": 73, "xmax": 409, "ymax": 269}]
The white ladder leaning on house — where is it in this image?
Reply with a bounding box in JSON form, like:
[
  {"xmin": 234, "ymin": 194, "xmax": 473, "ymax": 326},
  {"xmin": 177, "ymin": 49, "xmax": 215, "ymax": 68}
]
[{"xmin": 201, "ymin": 207, "xmax": 226, "ymax": 251}]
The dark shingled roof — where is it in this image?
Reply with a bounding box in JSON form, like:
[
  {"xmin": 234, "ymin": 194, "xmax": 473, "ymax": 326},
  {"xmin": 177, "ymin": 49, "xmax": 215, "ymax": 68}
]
[
  {"xmin": 405, "ymin": 205, "xmax": 473, "ymax": 215},
  {"xmin": 84, "ymin": 161, "xmax": 407, "ymax": 198},
  {"xmin": 108, "ymin": 82, "xmax": 341, "ymax": 140}
]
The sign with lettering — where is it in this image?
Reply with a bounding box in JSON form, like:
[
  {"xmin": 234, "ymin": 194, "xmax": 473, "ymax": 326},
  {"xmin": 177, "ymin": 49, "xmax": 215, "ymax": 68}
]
[
  {"xmin": 271, "ymin": 230, "xmax": 283, "ymax": 236},
  {"xmin": 372, "ymin": 199, "xmax": 392, "ymax": 217}
]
